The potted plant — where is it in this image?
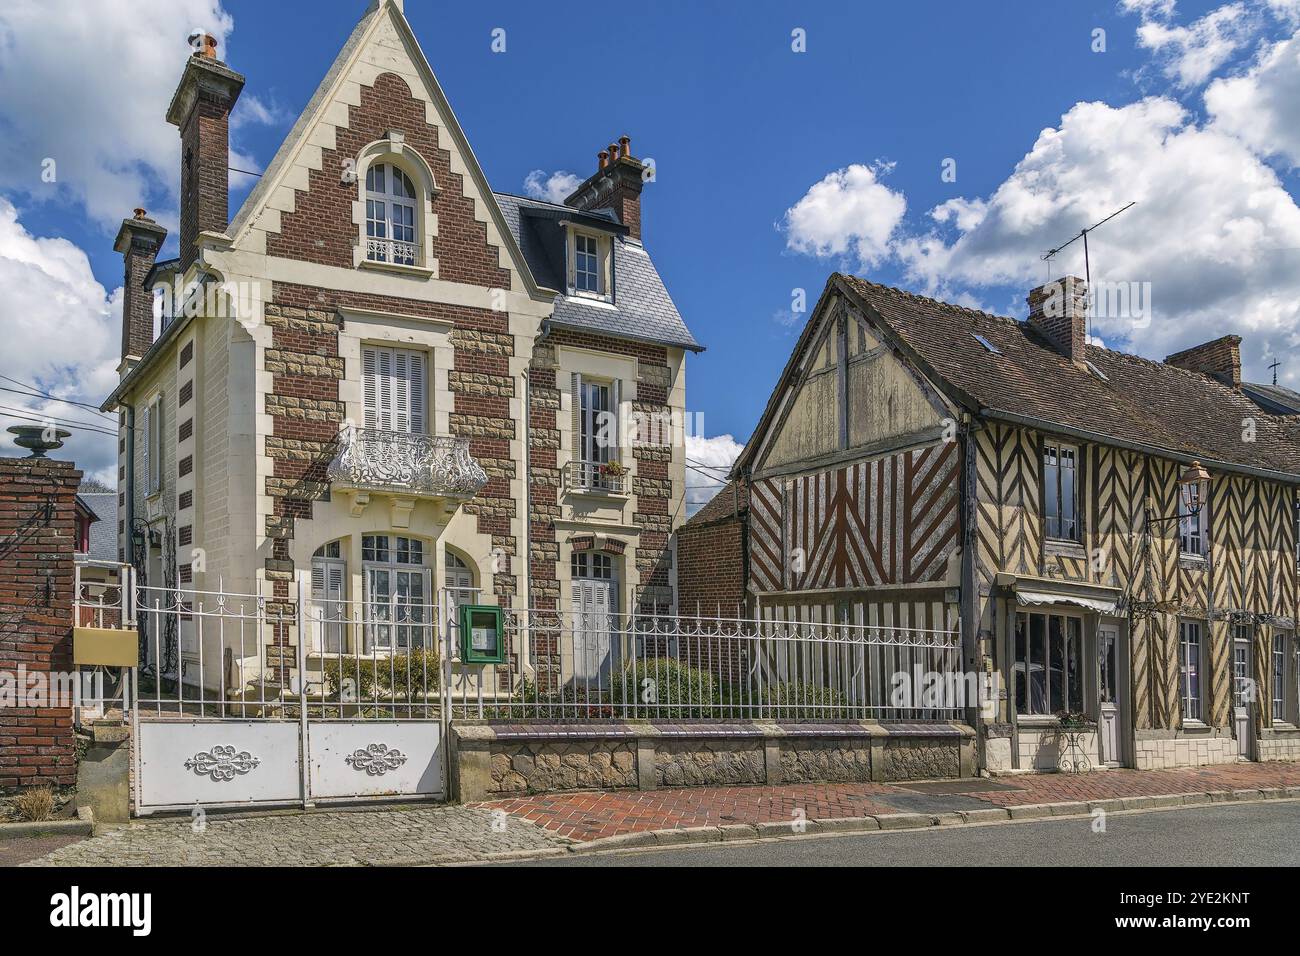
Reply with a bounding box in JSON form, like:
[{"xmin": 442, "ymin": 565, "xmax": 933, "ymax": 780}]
[
  {"xmin": 1055, "ymin": 709, "xmax": 1095, "ymax": 729},
  {"xmin": 599, "ymin": 460, "xmax": 627, "ymax": 480}
]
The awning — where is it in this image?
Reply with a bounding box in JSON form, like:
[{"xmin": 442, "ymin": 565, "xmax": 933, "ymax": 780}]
[{"xmin": 1015, "ymin": 589, "xmax": 1119, "ymax": 616}]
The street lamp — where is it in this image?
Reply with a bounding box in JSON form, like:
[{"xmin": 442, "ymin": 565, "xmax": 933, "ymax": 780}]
[{"xmin": 1146, "ymin": 460, "xmax": 1210, "ymax": 527}]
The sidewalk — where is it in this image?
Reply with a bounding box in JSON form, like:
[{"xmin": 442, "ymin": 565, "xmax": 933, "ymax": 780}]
[{"xmin": 478, "ymin": 761, "xmax": 1300, "ymax": 842}]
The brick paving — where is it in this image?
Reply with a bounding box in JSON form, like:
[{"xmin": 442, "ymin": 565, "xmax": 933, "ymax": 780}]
[
  {"xmin": 480, "ymin": 762, "xmax": 1300, "ymax": 841},
  {"xmin": 22, "ymin": 804, "xmax": 569, "ymax": 867}
]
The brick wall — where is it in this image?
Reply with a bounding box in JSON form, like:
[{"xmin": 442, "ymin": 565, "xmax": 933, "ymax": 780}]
[
  {"xmin": 0, "ymin": 458, "xmax": 81, "ymax": 789},
  {"xmin": 676, "ymin": 515, "xmax": 746, "ymax": 616}
]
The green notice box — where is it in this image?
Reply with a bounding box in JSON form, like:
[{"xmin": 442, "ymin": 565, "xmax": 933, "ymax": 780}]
[{"xmin": 459, "ymin": 605, "xmax": 504, "ymax": 664}]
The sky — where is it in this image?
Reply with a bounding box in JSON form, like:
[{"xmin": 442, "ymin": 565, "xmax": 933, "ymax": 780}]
[{"xmin": 2, "ymin": 0, "xmax": 1299, "ymax": 512}]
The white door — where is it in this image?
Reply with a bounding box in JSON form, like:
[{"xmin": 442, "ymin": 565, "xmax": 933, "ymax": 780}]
[
  {"xmin": 571, "ymin": 579, "xmax": 616, "ymax": 684},
  {"xmin": 1098, "ymin": 627, "xmax": 1122, "ymax": 767},
  {"xmin": 1233, "ymin": 632, "xmax": 1255, "ymax": 760}
]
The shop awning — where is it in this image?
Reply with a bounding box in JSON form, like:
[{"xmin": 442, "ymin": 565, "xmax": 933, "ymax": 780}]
[{"xmin": 1014, "ymin": 589, "xmax": 1119, "ymax": 615}]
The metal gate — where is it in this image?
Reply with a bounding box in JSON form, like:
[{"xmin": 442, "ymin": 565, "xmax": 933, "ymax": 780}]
[{"xmin": 80, "ymin": 577, "xmax": 450, "ymax": 815}]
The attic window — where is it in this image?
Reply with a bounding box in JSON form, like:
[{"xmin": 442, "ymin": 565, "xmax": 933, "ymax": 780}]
[{"xmin": 972, "ymin": 333, "xmax": 1000, "ymax": 354}]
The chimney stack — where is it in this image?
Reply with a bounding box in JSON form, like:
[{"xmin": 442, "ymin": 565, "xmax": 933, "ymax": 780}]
[
  {"xmin": 114, "ymin": 210, "xmax": 168, "ymax": 368},
  {"xmin": 566, "ymin": 134, "xmax": 646, "ymax": 240},
  {"xmin": 1165, "ymin": 335, "xmax": 1242, "ymax": 389},
  {"xmin": 166, "ymin": 33, "xmax": 244, "ymax": 271},
  {"xmin": 1027, "ymin": 276, "xmax": 1088, "ymax": 365}
]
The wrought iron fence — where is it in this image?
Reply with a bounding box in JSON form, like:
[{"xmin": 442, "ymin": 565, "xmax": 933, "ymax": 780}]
[
  {"xmin": 327, "ymin": 428, "xmax": 488, "ymax": 497},
  {"xmin": 75, "ymin": 579, "xmax": 966, "ymax": 724},
  {"xmin": 564, "ymin": 459, "xmax": 627, "ymax": 494},
  {"xmin": 365, "ymin": 236, "xmax": 422, "ymax": 266}
]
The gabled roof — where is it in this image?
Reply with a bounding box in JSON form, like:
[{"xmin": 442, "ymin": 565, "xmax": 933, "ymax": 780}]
[
  {"xmin": 495, "ymin": 192, "xmax": 703, "ymax": 352},
  {"xmin": 735, "ymin": 273, "xmax": 1300, "ymax": 484},
  {"xmin": 683, "ymin": 479, "xmax": 748, "ymax": 528}
]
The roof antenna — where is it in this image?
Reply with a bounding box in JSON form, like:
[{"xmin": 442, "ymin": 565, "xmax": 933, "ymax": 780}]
[
  {"xmin": 1268, "ymin": 355, "xmax": 1281, "ymax": 386},
  {"xmin": 1042, "ymin": 202, "xmax": 1136, "ymax": 343}
]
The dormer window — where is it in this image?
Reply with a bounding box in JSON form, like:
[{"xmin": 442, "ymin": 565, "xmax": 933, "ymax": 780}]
[
  {"xmin": 568, "ymin": 228, "xmax": 610, "ymax": 300},
  {"xmin": 365, "ymin": 163, "xmax": 419, "ymax": 266},
  {"xmin": 575, "ymin": 233, "xmax": 600, "ymax": 293}
]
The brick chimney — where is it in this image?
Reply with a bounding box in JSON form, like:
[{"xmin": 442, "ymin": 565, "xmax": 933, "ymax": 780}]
[
  {"xmin": 1165, "ymin": 335, "xmax": 1242, "ymax": 389},
  {"xmin": 1027, "ymin": 276, "xmax": 1088, "ymax": 365},
  {"xmin": 113, "ymin": 209, "xmax": 168, "ymax": 367},
  {"xmin": 166, "ymin": 34, "xmax": 244, "ymax": 271},
  {"xmin": 565, "ymin": 134, "xmax": 646, "ymax": 240}
]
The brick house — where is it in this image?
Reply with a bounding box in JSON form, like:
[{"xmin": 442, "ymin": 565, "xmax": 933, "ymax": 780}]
[
  {"xmin": 680, "ymin": 272, "xmax": 1300, "ymax": 773},
  {"xmin": 101, "ymin": 0, "xmax": 700, "ymax": 689}
]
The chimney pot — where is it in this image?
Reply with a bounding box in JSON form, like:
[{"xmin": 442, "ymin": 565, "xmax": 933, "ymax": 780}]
[
  {"xmin": 619, "ymin": 135, "xmax": 631, "ymax": 159},
  {"xmin": 189, "ymin": 32, "xmax": 219, "ymax": 59},
  {"xmin": 609, "ymin": 142, "xmax": 620, "ymax": 162},
  {"xmin": 133, "ymin": 208, "xmax": 147, "ymax": 220},
  {"xmin": 598, "ymin": 150, "xmax": 609, "ymax": 169}
]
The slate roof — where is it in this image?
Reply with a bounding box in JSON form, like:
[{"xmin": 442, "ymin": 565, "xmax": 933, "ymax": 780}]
[
  {"xmin": 76, "ymin": 493, "xmax": 118, "ymax": 563},
  {"xmin": 683, "ymin": 479, "xmax": 748, "ymax": 528},
  {"xmin": 494, "ymin": 192, "xmax": 702, "ymax": 352},
  {"xmin": 836, "ymin": 275, "xmax": 1300, "ymax": 481},
  {"xmin": 1243, "ymin": 382, "xmax": 1300, "ymax": 416}
]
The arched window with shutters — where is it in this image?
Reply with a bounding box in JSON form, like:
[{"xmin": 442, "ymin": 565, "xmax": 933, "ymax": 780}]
[
  {"xmin": 362, "ymin": 345, "xmax": 427, "ymax": 435},
  {"xmin": 365, "ymin": 162, "xmax": 419, "ymax": 266},
  {"xmin": 311, "ymin": 539, "xmax": 347, "ymax": 654}
]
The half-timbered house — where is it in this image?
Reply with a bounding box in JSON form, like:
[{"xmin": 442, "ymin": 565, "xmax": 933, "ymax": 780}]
[{"xmin": 685, "ymin": 272, "xmax": 1300, "ymax": 773}]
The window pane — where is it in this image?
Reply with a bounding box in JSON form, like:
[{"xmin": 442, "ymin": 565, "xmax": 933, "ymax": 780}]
[
  {"xmin": 1014, "ymin": 614, "xmax": 1027, "ymax": 714},
  {"xmin": 1043, "ymin": 446, "xmax": 1060, "ymax": 538},
  {"xmin": 1049, "ymin": 615, "xmax": 1064, "ymax": 713},
  {"xmin": 1060, "ymin": 448, "xmax": 1076, "ymax": 539},
  {"xmin": 1067, "ymin": 617, "xmax": 1082, "ymax": 712},
  {"xmin": 1030, "ymin": 613, "xmax": 1047, "ymax": 715}
]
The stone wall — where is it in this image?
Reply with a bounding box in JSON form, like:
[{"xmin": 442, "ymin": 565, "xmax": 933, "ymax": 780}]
[
  {"xmin": 1134, "ymin": 729, "xmax": 1238, "ymax": 769},
  {"xmin": 1257, "ymin": 729, "xmax": 1300, "ymax": 762},
  {"xmin": 451, "ymin": 720, "xmax": 975, "ymax": 800}
]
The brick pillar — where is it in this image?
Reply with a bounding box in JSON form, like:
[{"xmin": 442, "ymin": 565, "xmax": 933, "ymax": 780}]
[{"xmin": 0, "ymin": 457, "xmax": 81, "ymax": 789}]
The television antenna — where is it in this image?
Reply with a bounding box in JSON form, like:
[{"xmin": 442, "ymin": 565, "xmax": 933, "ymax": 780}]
[
  {"xmin": 1042, "ymin": 202, "xmax": 1137, "ymax": 340},
  {"xmin": 1268, "ymin": 355, "xmax": 1281, "ymax": 386}
]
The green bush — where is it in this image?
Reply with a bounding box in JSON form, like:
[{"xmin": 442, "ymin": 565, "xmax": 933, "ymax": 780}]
[
  {"xmin": 615, "ymin": 657, "xmax": 718, "ymax": 717},
  {"xmin": 322, "ymin": 647, "xmax": 440, "ymax": 701}
]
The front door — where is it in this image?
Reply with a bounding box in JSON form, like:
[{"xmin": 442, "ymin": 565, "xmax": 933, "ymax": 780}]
[
  {"xmin": 1233, "ymin": 629, "xmax": 1255, "ymax": 760},
  {"xmin": 570, "ymin": 551, "xmax": 618, "ymax": 684},
  {"xmin": 1098, "ymin": 626, "xmax": 1122, "ymax": 767}
]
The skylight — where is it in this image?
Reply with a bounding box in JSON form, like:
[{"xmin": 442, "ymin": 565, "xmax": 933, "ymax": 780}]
[{"xmin": 972, "ymin": 333, "xmax": 1000, "ymax": 354}]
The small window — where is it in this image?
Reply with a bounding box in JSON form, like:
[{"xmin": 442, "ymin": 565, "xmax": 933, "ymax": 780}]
[
  {"xmin": 1042, "ymin": 441, "xmax": 1078, "ymax": 541},
  {"xmin": 365, "ymin": 163, "xmax": 419, "ymax": 266},
  {"xmin": 574, "ymin": 232, "xmax": 600, "ymax": 294},
  {"xmin": 1180, "ymin": 480, "xmax": 1204, "ymax": 556},
  {"xmin": 1272, "ymin": 633, "xmax": 1289, "ymax": 723},
  {"xmin": 572, "ymin": 551, "xmax": 613, "ymax": 580},
  {"xmin": 1180, "ymin": 620, "xmax": 1203, "ymax": 723},
  {"xmin": 143, "ymin": 394, "xmax": 163, "ymax": 496}
]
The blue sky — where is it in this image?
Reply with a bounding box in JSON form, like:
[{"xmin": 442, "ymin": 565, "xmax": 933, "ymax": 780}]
[{"xmin": 2, "ymin": 0, "xmax": 1299, "ymax": 500}]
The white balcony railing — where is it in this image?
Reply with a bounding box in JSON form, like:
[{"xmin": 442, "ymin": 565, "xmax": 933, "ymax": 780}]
[
  {"xmin": 328, "ymin": 428, "xmax": 488, "ymax": 498},
  {"xmin": 365, "ymin": 237, "xmax": 422, "ymax": 267},
  {"xmin": 565, "ymin": 459, "xmax": 627, "ymax": 494}
]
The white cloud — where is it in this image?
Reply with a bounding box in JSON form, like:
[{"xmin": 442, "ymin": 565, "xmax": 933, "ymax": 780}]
[
  {"xmin": 523, "ymin": 169, "xmax": 582, "ymax": 204},
  {"xmin": 1120, "ymin": 0, "xmax": 1177, "ymax": 19},
  {"xmin": 0, "ymin": 199, "xmax": 120, "ymax": 481},
  {"xmin": 1135, "ymin": 2, "xmax": 1254, "ymax": 88},
  {"xmin": 889, "ymin": 96, "xmax": 1300, "ymax": 386},
  {"xmin": 0, "ymin": 0, "xmax": 237, "ymax": 230},
  {"xmin": 685, "ymin": 433, "xmax": 744, "ymax": 517},
  {"xmin": 1206, "ymin": 29, "xmax": 1300, "ymax": 166},
  {"xmin": 780, "ymin": 163, "xmax": 906, "ymax": 268}
]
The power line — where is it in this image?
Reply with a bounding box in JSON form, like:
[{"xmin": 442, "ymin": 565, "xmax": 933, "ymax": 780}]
[
  {"xmin": 0, "ymin": 409, "xmax": 117, "ymax": 439},
  {"xmin": 685, "ymin": 457, "xmax": 733, "ymax": 476},
  {"xmin": 0, "ymin": 376, "xmax": 115, "ymax": 420},
  {"xmin": 0, "ymin": 404, "xmax": 118, "ymax": 435}
]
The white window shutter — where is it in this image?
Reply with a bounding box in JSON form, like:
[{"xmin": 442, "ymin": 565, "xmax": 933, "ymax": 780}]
[
  {"xmin": 571, "ymin": 372, "xmax": 584, "ymax": 462},
  {"xmin": 611, "ymin": 378, "xmax": 622, "ymax": 463},
  {"xmin": 376, "ymin": 348, "xmax": 393, "ymax": 431},
  {"xmin": 393, "ymin": 349, "xmax": 410, "ymax": 433},
  {"xmin": 363, "ymin": 347, "xmax": 378, "ymax": 429},
  {"xmin": 409, "ymin": 350, "xmax": 426, "ymax": 435},
  {"xmin": 140, "ymin": 403, "xmax": 150, "ymax": 495}
]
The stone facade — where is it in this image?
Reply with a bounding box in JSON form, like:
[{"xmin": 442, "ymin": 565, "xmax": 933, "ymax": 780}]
[
  {"xmin": 778, "ymin": 738, "xmax": 873, "ymax": 783},
  {"xmin": 1134, "ymin": 730, "xmax": 1239, "ymax": 770},
  {"xmin": 880, "ymin": 736, "xmax": 962, "ymax": 781},
  {"xmin": 489, "ymin": 739, "xmax": 638, "ymax": 794},
  {"xmin": 655, "ymin": 739, "xmax": 765, "ymax": 787}
]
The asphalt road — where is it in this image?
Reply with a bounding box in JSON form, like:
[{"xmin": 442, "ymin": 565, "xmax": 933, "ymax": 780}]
[{"xmin": 511, "ymin": 801, "xmax": 1300, "ymax": 867}]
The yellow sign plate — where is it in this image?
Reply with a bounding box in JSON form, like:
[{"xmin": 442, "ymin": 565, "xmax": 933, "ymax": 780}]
[{"xmin": 73, "ymin": 627, "xmax": 140, "ymax": 668}]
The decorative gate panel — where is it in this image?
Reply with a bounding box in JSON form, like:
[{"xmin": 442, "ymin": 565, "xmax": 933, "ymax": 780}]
[
  {"xmin": 137, "ymin": 720, "xmax": 301, "ymax": 812},
  {"xmin": 307, "ymin": 720, "xmax": 443, "ymax": 800}
]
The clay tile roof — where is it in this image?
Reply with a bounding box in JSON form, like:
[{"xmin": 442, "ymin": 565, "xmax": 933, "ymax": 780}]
[
  {"xmin": 684, "ymin": 479, "xmax": 748, "ymax": 528},
  {"xmin": 838, "ymin": 274, "xmax": 1300, "ymax": 480}
]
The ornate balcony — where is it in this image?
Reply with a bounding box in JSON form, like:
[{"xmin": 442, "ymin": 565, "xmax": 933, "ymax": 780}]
[{"xmin": 328, "ymin": 428, "xmax": 487, "ymax": 520}]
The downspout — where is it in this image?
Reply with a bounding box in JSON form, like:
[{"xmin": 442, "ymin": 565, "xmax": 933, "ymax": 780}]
[
  {"xmin": 520, "ymin": 367, "xmax": 531, "ymax": 643},
  {"xmin": 122, "ymin": 400, "xmax": 136, "ymax": 574}
]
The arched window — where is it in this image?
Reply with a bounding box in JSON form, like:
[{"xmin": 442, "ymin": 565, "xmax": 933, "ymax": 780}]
[
  {"xmin": 444, "ymin": 548, "xmax": 479, "ymax": 617},
  {"xmin": 365, "ymin": 163, "xmax": 419, "ymax": 265},
  {"xmin": 311, "ymin": 539, "xmax": 347, "ymax": 654}
]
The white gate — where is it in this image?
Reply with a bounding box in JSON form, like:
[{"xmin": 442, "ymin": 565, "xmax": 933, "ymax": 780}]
[{"xmin": 113, "ymin": 580, "xmax": 448, "ymax": 815}]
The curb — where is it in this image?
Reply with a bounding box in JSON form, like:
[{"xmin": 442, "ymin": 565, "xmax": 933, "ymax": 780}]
[
  {"xmin": 558, "ymin": 786, "xmax": 1300, "ymax": 857},
  {"xmin": 0, "ymin": 819, "xmax": 94, "ymax": 839}
]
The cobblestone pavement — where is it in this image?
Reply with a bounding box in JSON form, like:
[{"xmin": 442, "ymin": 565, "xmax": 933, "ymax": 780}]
[
  {"xmin": 23, "ymin": 804, "xmax": 570, "ymax": 867},
  {"xmin": 481, "ymin": 761, "xmax": 1300, "ymax": 841},
  {"xmin": 0, "ymin": 832, "xmax": 85, "ymax": 866}
]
